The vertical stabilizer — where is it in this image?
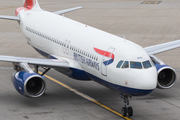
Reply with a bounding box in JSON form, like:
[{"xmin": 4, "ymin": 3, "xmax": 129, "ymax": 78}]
[{"xmin": 23, "ymin": 0, "xmax": 41, "ymax": 10}]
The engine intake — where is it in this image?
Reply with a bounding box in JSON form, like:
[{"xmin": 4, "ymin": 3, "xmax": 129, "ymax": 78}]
[
  {"xmin": 155, "ymin": 64, "xmax": 176, "ymax": 89},
  {"xmin": 12, "ymin": 71, "xmax": 46, "ymax": 97}
]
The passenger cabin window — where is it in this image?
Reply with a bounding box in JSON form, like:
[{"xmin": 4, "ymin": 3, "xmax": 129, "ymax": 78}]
[
  {"xmin": 122, "ymin": 61, "xmax": 129, "ymax": 68},
  {"xmin": 142, "ymin": 60, "xmax": 152, "ymax": 69},
  {"xmin": 130, "ymin": 61, "xmax": 142, "ymax": 69},
  {"xmin": 116, "ymin": 60, "xmax": 124, "ymax": 68}
]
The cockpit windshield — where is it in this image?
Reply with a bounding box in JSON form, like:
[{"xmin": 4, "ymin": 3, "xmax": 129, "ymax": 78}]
[
  {"xmin": 130, "ymin": 61, "xmax": 142, "ymax": 69},
  {"xmin": 116, "ymin": 60, "xmax": 153, "ymax": 69},
  {"xmin": 142, "ymin": 60, "xmax": 152, "ymax": 68},
  {"xmin": 122, "ymin": 61, "xmax": 129, "ymax": 68},
  {"xmin": 116, "ymin": 60, "xmax": 124, "ymax": 68}
]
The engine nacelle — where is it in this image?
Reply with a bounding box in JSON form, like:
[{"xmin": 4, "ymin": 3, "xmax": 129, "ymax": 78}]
[
  {"xmin": 155, "ymin": 64, "xmax": 176, "ymax": 89},
  {"xmin": 12, "ymin": 71, "xmax": 46, "ymax": 97}
]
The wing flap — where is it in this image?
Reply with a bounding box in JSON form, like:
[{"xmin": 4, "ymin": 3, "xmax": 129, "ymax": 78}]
[
  {"xmin": 0, "ymin": 55, "xmax": 69, "ymax": 68},
  {"xmin": 0, "ymin": 15, "xmax": 20, "ymax": 21},
  {"xmin": 53, "ymin": 6, "xmax": 82, "ymax": 15},
  {"xmin": 144, "ymin": 40, "xmax": 180, "ymax": 55}
]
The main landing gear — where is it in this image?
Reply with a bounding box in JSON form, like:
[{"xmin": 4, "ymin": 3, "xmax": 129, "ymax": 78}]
[{"xmin": 120, "ymin": 94, "xmax": 133, "ymax": 117}]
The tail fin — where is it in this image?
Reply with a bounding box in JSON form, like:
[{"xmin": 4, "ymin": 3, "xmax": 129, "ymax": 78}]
[{"xmin": 23, "ymin": 0, "xmax": 41, "ymax": 10}]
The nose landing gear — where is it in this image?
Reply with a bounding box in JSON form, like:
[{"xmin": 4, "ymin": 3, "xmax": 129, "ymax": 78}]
[{"xmin": 120, "ymin": 94, "xmax": 133, "ymax": 117}]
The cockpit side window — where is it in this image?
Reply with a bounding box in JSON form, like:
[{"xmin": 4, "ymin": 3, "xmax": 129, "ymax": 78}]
[
  {"xmin": 130, "ymin": 61, "xmax": 142, "ymax": 69},
  {"xmin": 143, "ymin": 60, "xmax": 152, "ymax": 68},
  {"xmin": 122, "ymin": 61, "xmax": 129, "ymax": 68},
  {"xmin": 116, "ymin": 60, "xmax": 124, "ymax": 68},
  {"xmin": 149, "ymin": 59, "xmax": 154, "ymax": 66}
]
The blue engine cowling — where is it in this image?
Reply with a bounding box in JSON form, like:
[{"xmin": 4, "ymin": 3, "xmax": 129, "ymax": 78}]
[
  {"xmin": 11, "ymin": 71, "xmax": 46, "ymax": 97},
  {"xmin": 155, "ymin": 64, "xmax": 176, "ymax": 89}
]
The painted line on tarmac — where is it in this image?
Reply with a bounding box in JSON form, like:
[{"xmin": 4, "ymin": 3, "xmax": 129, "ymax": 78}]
[
  {"xmin": 141, "ymin": 1, "xmax": 162, "ymax": 4},
  {"xmin": 38, "ymin": 71, "xmax": 132, "ymax": 120}
]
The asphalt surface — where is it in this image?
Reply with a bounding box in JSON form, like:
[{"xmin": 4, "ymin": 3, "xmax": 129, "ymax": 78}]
[{"xmin": 0, "ymin": 0, "xmax": 180, "ymax": 120}]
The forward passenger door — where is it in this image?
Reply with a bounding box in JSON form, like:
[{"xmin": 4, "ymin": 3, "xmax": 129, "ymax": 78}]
[{"xmin": 101, "ymin": 47, "xmax": 115, "ymax": 76}]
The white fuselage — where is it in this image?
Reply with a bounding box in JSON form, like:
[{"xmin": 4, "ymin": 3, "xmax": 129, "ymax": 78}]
[{"xmin": 18, "ymin": 9, "xmax": 157, "ymax": 96}]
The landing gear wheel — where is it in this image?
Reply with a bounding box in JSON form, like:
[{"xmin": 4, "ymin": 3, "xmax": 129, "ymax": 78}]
[
  {"xmin": 128, "ymin": 107, "xmax": 133, "ymax": 117},
  {"xmin": 120, "ymin": 94, "xmax": 134, "ymax": 117},
  {"xmin": 122, "ymin": 107, "xmax": 127, "ymax": 117}
]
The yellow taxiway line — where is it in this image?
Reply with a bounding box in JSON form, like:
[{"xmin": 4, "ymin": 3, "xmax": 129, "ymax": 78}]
[{"xmin": 39, "ymin": 71, "xmax": 132, "ymax": 120}]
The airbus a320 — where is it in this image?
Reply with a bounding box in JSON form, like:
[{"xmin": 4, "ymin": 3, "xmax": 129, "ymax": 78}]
[{"xmin": 0, "ymin": 0, "xmax": 179, "ymax": 117}]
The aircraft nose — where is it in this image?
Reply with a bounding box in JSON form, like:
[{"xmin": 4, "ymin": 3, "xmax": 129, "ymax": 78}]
[
  {"xmin": 134, "ymin": 75, "xmax": 156, "ymax": 89},
  {"xmin": 134, "ymin": 70, "xmax": 157, "ymax": 93}
]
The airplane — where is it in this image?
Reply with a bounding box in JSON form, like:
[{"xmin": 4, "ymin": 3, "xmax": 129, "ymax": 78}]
[{"xmin": 0, "ymin": 0, "xmax": 179, "ymax": 117}]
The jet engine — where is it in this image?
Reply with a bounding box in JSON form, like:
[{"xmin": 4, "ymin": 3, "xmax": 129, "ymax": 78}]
[
  {"xmin": 150, "ymin": 55, "xmax": 176, "ymax": 89},
  {"xmin": 155, "ymin": 64, "xmax": 176, "ymax": 89},
  {"xmin": 12, "ymin": 71, "xmax": 46, "ymax": 97}
]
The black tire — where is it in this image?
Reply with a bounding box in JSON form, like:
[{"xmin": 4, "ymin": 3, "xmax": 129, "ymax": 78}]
[
  {"xmin": 122, "ymin": 107, "xmax": 127, "ymax": 117},
  {"xmin": 128, "ymin": 107, "xmax": 133, "ymax": 117}
]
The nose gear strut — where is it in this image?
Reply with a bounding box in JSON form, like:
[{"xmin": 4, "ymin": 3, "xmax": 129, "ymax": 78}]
[{"xmin": 120, "ymin": 94, "xmax": 133, "ymax": 117}]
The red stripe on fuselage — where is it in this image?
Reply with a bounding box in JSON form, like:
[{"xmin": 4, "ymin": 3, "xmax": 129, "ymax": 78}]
[{"xmin": 94, "ymin": 48, "xmax": 114, "ymax": 59}]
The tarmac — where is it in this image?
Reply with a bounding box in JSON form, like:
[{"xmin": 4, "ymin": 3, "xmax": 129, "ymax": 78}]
[{"xmin": 0, "ymin": 0, "xmax": 180, "ymax": 120}]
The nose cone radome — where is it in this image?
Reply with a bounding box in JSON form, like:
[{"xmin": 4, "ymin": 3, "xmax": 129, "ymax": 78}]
[{"xmin": 134, "ymin": 68, "xmax": 157, "ymax": 93}]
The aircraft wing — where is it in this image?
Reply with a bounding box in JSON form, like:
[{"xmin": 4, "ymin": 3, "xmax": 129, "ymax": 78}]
[
  {"xmin": 0, "ymin": 55, "xmax": 69, "ymax": 68},
  {"xmin": 53, "ymin": 6, "xmax": 82, "ymax": 15},
  {"xmin": 0, "ymin": 15, "xmax": 20, "ymax": 21},
  {"xmin": 144, "ymin": 39, "xmax": 180, "ymax": 55}
]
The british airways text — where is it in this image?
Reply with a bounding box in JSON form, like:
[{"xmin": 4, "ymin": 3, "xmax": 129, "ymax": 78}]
[{"xmin": 74, "ymin": 52, "xmax": 99, "ymax": 70}]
